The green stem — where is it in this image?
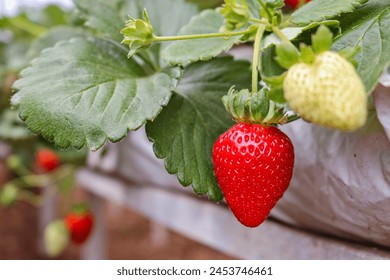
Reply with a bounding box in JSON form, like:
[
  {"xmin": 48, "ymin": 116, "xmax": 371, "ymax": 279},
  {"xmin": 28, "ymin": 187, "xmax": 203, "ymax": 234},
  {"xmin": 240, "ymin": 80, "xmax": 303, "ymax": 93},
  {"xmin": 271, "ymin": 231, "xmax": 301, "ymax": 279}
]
[
  {"xmin": 153, "ymin": 28, "xmax": 252, "ymax": 42},
  {"xmin": 249, "ymin": 18, "xmax": 268, "ymax": 25},
  {"xmin": 271, "ymin": 26, "xmax": 290, "ymax": 44},
  {"xmin": 8, "ymin": 17, "xmax": 47, "ymax": 37},
  {"xmin": 279, "ymin": 19, "xmax": 291, "ymax": 29},
  {"xmin": 6, "ymin": 165, "xmax": 74, "ymax": 188},
  {"xmin": 257, "ymin": 0, "xmax": 272, "ymax": 21},
  {"xmin": 17, "ymin": 192, "xmax": 42, "ymax": 207},
  {"xmin": 252, "ymin": 25, "xmax": 266, "ymax": 94},
  {"xmin": 137, "ymin": 51, "xmax": 159, "ymax": 74}
]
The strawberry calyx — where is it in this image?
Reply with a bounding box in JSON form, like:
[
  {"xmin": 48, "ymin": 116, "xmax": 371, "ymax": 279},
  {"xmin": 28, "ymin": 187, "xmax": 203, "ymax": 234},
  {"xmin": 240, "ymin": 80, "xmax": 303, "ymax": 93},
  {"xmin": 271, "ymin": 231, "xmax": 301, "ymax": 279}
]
[
  {"xmin": 222, "ymin": 87, "xmax": 288, "ymax": 126},
  {"xmin": 69, "ymin": 203, "xmax": 91, "ymax": 215},
  {"xmin": 219, "ymin": 0, "xmax": 250, "ymax": 32}
]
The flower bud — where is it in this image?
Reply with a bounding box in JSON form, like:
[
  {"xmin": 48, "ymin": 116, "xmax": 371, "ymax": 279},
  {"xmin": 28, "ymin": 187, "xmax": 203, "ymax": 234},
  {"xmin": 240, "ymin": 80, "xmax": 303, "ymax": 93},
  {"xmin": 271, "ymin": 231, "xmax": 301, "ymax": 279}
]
[{"xmin": 121, "ymin": 9, "xmax": 154, "ymax": 57}]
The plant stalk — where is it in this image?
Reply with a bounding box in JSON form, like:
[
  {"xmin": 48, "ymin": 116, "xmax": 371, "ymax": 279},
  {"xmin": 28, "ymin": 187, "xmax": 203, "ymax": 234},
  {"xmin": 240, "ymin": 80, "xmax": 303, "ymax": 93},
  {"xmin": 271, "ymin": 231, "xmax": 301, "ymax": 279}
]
[
  {"xmin": 257, "ymin": 0, "xmax": 273, "ymax": 21},
  {"xmin": 8, "ymin": 17, "xmax": 47, "ymax": 37},
  {"xmin": 153, "ymin": 28, "xmax": 252, "ymax": 42},
  {"xmin": 251, "ymin": 24, "xmax": 266, "ymax": 94}
]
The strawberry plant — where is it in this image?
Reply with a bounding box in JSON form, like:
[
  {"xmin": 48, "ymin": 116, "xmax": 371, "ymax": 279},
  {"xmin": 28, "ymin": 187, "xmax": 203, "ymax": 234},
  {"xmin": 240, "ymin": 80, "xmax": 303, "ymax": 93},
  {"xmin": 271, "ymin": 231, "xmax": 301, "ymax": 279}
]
[{"xmin": 8, "ymin": 0, "xmax": 390, "ymax": 227}]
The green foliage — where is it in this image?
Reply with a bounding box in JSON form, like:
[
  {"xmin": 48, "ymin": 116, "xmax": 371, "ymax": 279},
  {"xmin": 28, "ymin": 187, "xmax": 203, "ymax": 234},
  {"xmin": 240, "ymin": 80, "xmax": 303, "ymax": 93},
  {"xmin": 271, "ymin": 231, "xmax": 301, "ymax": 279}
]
[
  {"xmin": 12, "ymin": 37, "xmax": 178, "ymax": 150},
  {"xmin": 0, "ymin": 109, "xmax": 32, "ymax": 140},
  {"xmin": 275, "ymin": 43, "xmax": 300, "ymax": 69},
  {"xmin": 146, "ymin": 57, "xmax": 251, "ymax": 201},
  {"xmin": 8, "ymin": 0, "xmax": 390, "ymax": 201},
  {"xmin": 162, "ymin": 10, "xmax": 241, "ymax": 65},
  {"xmin": 332, "ymin": 0, "xmax": 390, "ymax": 92},
  {"xmin": 312, "ymin": 25, "xmax": 333, "ymax": 54},
  {"xmin": 26, "ymin": 26, "xmax": 89, "ymax": 59},
  {"xmin": 291, "ymin": 0, "xmax": 369, "ymax": 25},
  {"xmin": 222, "ymin": 87, "xmax": 286, "ymax": 125},
  {"xmin": 74, "ymin": 0, "xmax": 124, "ymax": 41},
  {"xmin": 219, "ymin": 0, "xmax": 250, "ymax": 31}
]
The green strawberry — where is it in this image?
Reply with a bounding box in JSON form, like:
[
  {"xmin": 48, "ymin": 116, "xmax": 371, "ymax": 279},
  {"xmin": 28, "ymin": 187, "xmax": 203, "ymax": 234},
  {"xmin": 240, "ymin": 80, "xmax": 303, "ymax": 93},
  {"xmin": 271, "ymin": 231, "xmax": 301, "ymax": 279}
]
[{"xmin": 283, "ymin": 51, "xmax": 367, "ymax": 131}]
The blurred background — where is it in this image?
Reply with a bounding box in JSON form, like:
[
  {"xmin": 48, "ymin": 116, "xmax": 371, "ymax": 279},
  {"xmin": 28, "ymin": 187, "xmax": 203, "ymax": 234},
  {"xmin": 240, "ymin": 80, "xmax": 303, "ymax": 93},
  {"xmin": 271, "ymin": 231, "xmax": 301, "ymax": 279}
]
[{"xmin": 0, "ymin": 0, "xmax": 233, "ymax": 260}]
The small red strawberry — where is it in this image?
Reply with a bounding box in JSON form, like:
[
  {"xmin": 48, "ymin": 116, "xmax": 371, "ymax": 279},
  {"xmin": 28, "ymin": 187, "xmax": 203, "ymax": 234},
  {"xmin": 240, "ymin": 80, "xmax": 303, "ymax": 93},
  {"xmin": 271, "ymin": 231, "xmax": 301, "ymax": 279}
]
[
  {"xmin": 212, "ymin": 123, "xmax": 294, "ymax": 227},
  {"xmin": 284, "ymin": 0, "xmax": 310, "ymax": 9},
  {"xmin": 36, "ymin": 148, "xmax": 60, "ymax": 172},
  {"xmin": 64, "ymin": 205, "xmax": 94, "ymax": 244}
]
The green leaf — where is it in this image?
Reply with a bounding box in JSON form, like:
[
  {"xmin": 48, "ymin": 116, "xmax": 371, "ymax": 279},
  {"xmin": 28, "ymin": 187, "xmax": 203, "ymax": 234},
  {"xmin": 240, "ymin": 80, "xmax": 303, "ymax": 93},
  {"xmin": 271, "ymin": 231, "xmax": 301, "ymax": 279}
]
[
  {"xmin": 123, "ymin": 0, "xmax": 198, "ymax": 37},
  {"xmin": 262, "ymin": 20, "xmax": 340, "ymax": 49},
  {"xmin": 311, "ymin": 25, "xmax": 333, "ymax": 54},
  {"xmin": 75, "ymin": 0, "xmax": 198, "ymax": 66},
  {"xmin": 245, "ymin": 0, "xmax": 261, "ymax": 18},
  {"xmin": 124, "ymin": 0, "xmax": 199, "ymax": 67},
  {"xmin": 74, "ymin": 0, "xmax": 198, "ymax": 41},
  {"xmin": 260, "ymin": 45, "xmax": 286, "ymax": 78},
  {"xmin": 275, "ymin": 43, "xmax": 301, "ymax": 69},
  {"xmin": 299, "ymin": 44, "xmax": 315, "ymax": 63},
  {"xmin": 291, "ymin": 0, "xmax": 368, "ymax": 26},
  {"xmin": 146, "ymin": 57, "xmax": 252, "ymax": 201},
  {"xmin": 12, "ymin": 37, "xmax": 178, "ymax": 150},
  {"xmin": 338, "ymin": 47, "xmax": 361, "ymax": 67},
  {"xmin": 161, "ymin": 9, "xmax": 241, "ymax": 65},
  {"xmin": 263, "ymin": 74, "xmax": 287, "ymax": 104},
  {"xmin": 332, "ymin": 0, "xmax": 390, "ymax": 92},
  {"xmin": 39, "ymin": 5, "xmax": 69, "ymax": 27},
  {"xmin": 74, "ymin": 0, "xmax": 124, "ymax": 42},
  {"xmin": 26, "ymin": 26, "xmax": 89, "ymax": 59},
  {"xmin": 0, "ymin": 109, "xmax": 32, "ymax": 141}
]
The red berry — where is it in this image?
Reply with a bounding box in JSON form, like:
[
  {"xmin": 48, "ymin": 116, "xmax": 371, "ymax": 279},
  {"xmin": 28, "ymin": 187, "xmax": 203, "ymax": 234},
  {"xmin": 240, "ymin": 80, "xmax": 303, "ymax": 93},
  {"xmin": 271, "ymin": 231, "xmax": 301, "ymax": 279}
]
[
  {"xmin": 36, "ymin": 148, "xmax": 60, "ymax": 172},
  {"xmin": 212, "ymin": 123, "xmax": 294, "ymax": 227},
  {"xmin": 65, "ymin": 211, "xmax": 94, "ymax": 244},
  {"xmin": 284, "ymin": 0, "xmax": 310, "ymax": 9}
]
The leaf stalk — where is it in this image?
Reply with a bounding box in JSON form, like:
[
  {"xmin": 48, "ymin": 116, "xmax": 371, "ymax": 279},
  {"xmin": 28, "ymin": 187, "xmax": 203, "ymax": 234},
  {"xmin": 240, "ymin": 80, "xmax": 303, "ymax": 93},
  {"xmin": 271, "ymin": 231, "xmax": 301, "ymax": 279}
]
[{"xmin": 252, "ymin": 24, "xmax": 266, "ymax": 94}]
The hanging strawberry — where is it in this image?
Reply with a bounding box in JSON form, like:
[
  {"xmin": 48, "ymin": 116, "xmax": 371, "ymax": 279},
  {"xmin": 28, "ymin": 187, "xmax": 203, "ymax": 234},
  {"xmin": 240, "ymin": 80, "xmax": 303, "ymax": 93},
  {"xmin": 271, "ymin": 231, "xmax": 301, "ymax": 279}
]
[
  {"xmin": 64, "ymin": 204, "xmax": 94, "ymax": 244},
  {"xmin": 212, "ymin": 77, "xmax": 295, "ymax": 227},
  {"xmin": 36, "ymin": 148, "xmax": 60, "ymax": 172},
  {"xmin": 213, "ymin": 123, "xmax": 294, "ymax": 227},
  {"xmin": 277, "ymin": 25, "xmax": 367, "ymax": 131}
]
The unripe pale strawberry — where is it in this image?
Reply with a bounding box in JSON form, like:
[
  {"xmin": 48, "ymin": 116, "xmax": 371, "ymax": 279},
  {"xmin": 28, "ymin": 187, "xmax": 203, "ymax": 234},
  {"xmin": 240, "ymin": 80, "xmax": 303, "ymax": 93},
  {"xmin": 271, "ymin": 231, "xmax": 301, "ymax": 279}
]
[{"xmin": 283, "ymin": 51, "xmax": 367, "ymax": 131}]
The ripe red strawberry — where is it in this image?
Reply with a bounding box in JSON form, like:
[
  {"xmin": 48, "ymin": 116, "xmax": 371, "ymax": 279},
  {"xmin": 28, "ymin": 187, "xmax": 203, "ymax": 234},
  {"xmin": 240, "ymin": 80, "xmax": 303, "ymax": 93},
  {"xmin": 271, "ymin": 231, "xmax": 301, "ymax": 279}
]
[
  {"xmin": 64, "ymin": 207, "xmax": 94, "ymax": 244},
  {"xmin": 285, "ymin": 0, "xmax": 310, "ymax": 9},
  {"xmin": 36, "ymin": 148, "xmax": 60, "ymax": 172},
  {"xmin": 212, "ymin": 123, "xmax": 294, "ymax": 227}
]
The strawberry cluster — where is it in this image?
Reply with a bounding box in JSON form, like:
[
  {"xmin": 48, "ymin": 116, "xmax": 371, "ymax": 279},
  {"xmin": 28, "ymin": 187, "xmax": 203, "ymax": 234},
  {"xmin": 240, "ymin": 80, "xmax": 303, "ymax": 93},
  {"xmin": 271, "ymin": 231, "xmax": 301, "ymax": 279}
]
[{"xmin": 44, "ymin": 205, "xmax": 94, "ymax": 257}]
